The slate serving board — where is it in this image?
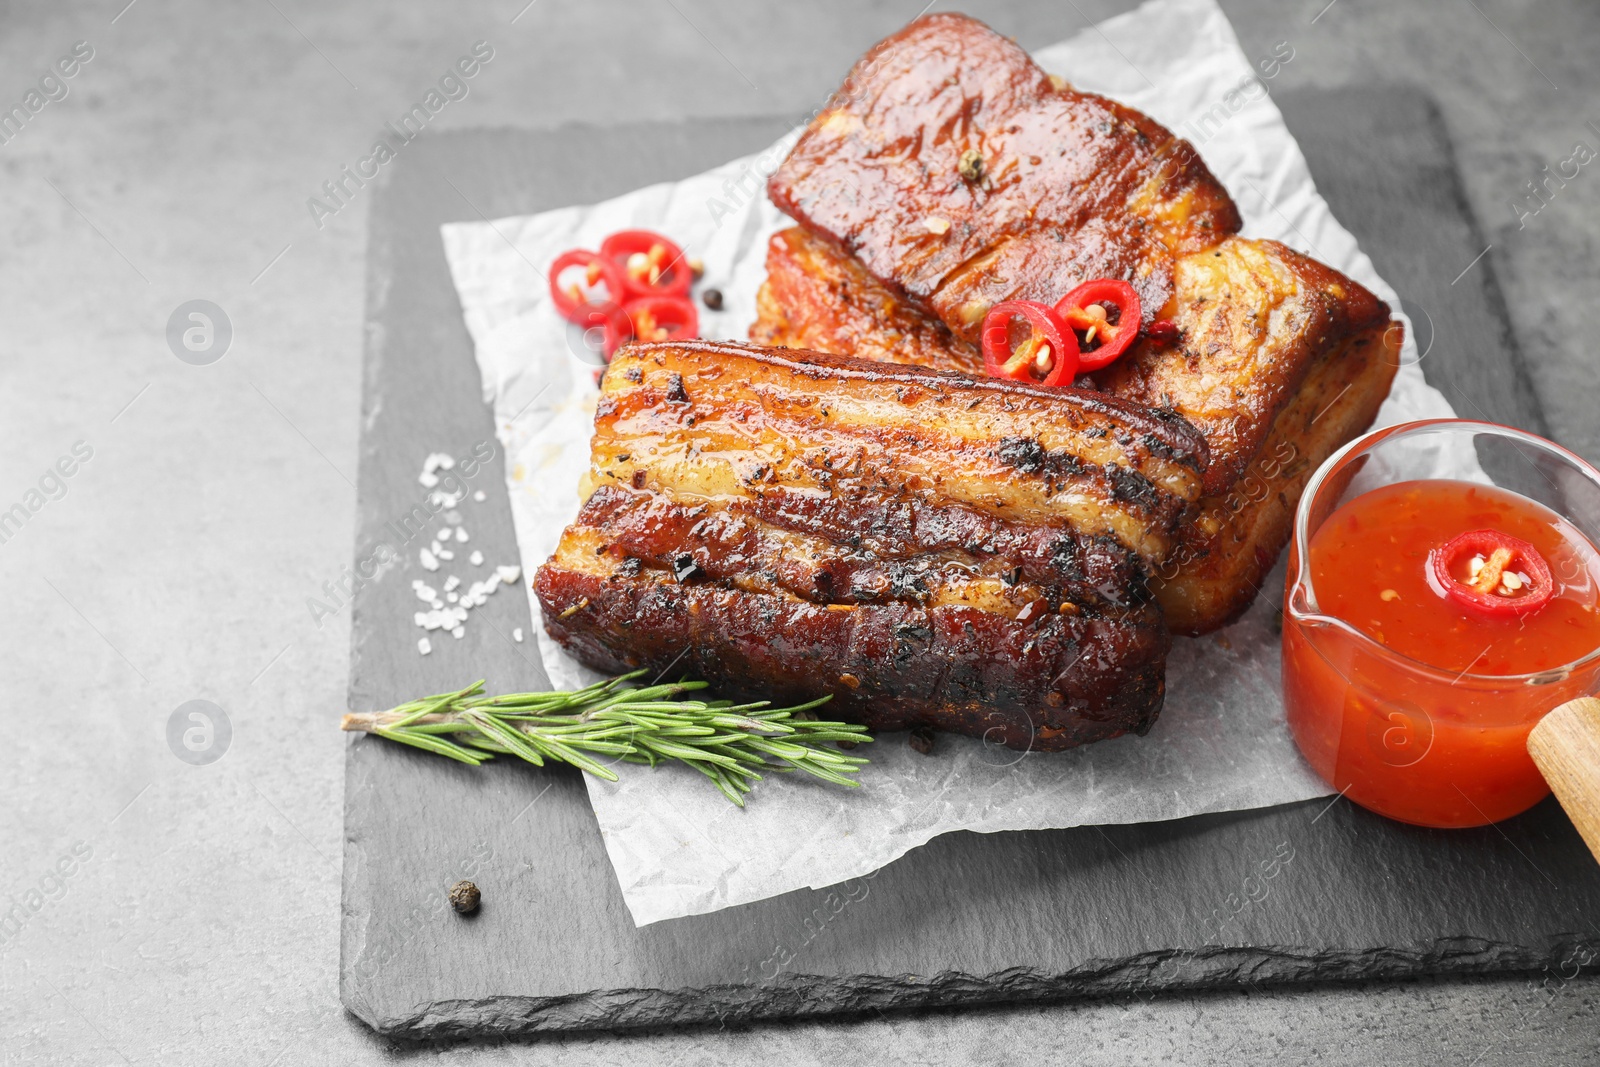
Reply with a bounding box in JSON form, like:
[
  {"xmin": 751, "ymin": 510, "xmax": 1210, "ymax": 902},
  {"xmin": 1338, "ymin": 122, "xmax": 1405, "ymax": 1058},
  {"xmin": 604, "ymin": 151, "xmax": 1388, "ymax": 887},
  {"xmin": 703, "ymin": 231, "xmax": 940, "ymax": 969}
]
[{"xmin": 340, "ymin": 87, "xmax": 1600, "ymax": 1039}]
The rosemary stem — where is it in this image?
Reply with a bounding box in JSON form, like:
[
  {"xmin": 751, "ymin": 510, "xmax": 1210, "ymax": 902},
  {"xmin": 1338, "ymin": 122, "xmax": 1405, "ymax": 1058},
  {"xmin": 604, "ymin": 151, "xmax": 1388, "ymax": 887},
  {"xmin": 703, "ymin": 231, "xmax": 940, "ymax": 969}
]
[{"xmin": 340, "ymin": 674, "xmax": 871, "ymax": 806}]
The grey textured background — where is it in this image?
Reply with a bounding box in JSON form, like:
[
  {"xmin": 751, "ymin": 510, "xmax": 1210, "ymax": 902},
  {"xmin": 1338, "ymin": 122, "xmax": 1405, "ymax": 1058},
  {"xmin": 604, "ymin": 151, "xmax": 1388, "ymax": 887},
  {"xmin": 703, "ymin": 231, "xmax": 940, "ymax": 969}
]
[{"xmin": 1, "ymin": 0, "xmax": 1597, "ymax": 1063}]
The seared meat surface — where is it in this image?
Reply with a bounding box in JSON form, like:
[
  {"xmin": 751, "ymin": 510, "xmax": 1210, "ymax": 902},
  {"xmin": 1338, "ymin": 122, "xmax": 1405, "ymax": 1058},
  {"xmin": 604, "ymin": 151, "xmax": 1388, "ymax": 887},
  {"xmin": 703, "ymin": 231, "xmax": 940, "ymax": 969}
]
[
  {"xmin": 768, "ymin": 12, "xmax": 1240, "ymax": 349},
  {"xmin": 753, "ymin": 226, "xmax": 1400, "ymax": 633},
  {"xmin": 755, "ymin": 11, "xmax": 1402, "ymax": 633},
  {"xmin": 1148, "ymin": 316, "xmax": 1397, "ymax": 631},
  {"xmin": 1096, "ymin": 237, "xmax": 1394, "ymax": 496},
  {"xmin": 535, "ymin": 340, "xmax": 1208, "ymax": 751},
  {"xmin": 752, "ymin": 226, "xmax": 984, "ymax": 376}
]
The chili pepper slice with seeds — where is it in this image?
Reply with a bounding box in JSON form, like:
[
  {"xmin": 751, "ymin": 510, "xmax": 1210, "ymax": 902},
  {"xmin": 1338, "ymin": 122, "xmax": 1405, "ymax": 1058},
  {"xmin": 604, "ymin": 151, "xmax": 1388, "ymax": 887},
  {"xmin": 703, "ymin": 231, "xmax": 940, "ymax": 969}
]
[
  {"xmin": 1054, "ymin": 279, "xmax": 1141, "ymax": 372},
  {"xmin": 1428, "ymin": 529, "xmax": 1554, "ymax": 617},
  {"xmin": 980, "ymin": 300, "xmax": 1078, "ymax": 388},
  {"xmin": 600, "ymin": 229, "xmax": 692, "ymax": 301},
  {"xmin": 549, "ymin": 249, "xmax": 625, "ymax": 328},
  {"xmin": 605, "ymin": 294, "xmax": 699, "ymax": 356}
]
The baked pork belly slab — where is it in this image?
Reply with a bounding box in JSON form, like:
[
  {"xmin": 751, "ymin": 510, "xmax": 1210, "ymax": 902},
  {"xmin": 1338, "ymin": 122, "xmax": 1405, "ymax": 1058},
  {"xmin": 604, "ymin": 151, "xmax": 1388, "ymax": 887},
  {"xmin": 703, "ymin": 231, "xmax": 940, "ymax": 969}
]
[
  {"xmin": 752, "ymin": 227, "xmax": 1400, "ymax": 633},
  {"xmin": 534, "ymin": 340, "xmax": 1208, "ymax": 751},
  {"xmin": 767, "ymin": 12, "xmax": 1241, "ymax": 349},
  {"xmin": 756, "ymin": 11, "xmax": 1402, "ymax": 633}
]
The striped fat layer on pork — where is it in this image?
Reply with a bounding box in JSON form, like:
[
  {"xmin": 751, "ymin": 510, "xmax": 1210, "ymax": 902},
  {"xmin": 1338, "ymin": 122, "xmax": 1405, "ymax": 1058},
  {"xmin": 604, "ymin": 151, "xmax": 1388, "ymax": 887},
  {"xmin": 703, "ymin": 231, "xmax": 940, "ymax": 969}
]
[
  {"xmin": 533, "ymin": 339, "xmax": 1208, "ymax": 751},
  {"xmin": 589, "ymin": 340, "xmax": 1206, "ymax": 567}
]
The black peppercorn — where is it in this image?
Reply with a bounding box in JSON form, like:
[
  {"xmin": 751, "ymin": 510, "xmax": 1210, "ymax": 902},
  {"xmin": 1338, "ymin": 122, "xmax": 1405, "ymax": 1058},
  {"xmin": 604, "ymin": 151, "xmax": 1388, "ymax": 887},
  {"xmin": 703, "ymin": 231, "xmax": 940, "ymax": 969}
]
[
  {"xmin": 449, "ymin": 880, "xmax": 481, "ymax": 915},
  {"xmin": 909, "ymin": 726, "xmax": 936, "ymax": 755},
  {"xmin": 702, "ymin": 287, "xmax": 724, "ymax": 311}
]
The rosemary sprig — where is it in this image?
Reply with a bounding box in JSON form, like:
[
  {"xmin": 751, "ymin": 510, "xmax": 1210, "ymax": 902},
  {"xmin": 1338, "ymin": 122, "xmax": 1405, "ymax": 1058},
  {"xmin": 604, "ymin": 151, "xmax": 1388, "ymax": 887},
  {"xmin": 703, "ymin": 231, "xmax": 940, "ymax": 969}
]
[{"xmin": 340, "ymin": 671, "xmax": 872, "ymax": 806}]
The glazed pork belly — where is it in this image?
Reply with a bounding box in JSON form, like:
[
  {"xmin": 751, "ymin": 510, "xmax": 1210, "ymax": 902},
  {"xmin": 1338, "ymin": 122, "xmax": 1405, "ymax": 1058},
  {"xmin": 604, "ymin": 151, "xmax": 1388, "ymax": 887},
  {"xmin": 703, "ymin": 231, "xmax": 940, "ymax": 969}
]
[
  {"xmin": 757, "ymin": 12, "xmax": 1401, "ymax": 633},
  {"xmin": 753, "ymin": 228, "xmax": 1399, "ymax": 633},
  {"xmin": 534, "ymin": 340, "xmax": 1208, "ymax": 751}
]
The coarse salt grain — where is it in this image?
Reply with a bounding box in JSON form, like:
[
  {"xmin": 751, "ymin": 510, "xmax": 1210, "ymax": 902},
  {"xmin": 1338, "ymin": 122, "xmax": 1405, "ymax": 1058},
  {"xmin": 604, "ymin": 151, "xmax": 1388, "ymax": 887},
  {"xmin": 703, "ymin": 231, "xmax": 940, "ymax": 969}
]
[
  {"xmin": 456, "ymin": 527, "xmax": 469, "ymax": 542},
  {"xmin": 469, "ymin": 551, "xmax": 484, "ymax": 566},
  {"xmin": 497, "ymin": 565, "xmax": 522, "ymax": 584},
  {"xmin": 443, "ymin": 575, "xmax": 460, "ymax": 592},
  {"xmin": 419, "ymin": 549, "xmax": 439, "ymax": 571},
  {"xmin": 513, "ymin": 627, "xmax": 524, "ymax": 642},
  {"xmin": 418, "ymin": 637, "xmax": 432, "ymax": 655},
  {"xmin": 452, "ymin": 626, "xmax": 465, "ymax": 639},
  {"xmin": 419, "ymin": 472, "xmax": 439, "ymax": 488},
  {"xmin": 437, "ymin": 548, "xmax": 454, "ymax": 561},
  {"xmin": 474, "ymin": 490, "xmax": 486, "ymax": 502}
]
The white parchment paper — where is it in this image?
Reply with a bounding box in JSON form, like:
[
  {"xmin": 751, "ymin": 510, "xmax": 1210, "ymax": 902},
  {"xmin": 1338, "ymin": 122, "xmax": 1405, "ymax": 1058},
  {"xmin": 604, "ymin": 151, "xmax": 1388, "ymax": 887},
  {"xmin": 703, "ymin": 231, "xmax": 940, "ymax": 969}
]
[{"xmin": 441, "ymin": 0, "xmax": 1459, "ymax": 926}]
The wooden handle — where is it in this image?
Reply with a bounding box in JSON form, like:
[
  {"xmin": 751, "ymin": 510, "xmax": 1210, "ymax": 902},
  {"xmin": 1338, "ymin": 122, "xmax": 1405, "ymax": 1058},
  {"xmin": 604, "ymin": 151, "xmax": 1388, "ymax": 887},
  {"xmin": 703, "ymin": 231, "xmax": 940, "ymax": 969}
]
[{"xmin": 1529, "ymin": 697, "xmax": 1600, "ymax": 864}]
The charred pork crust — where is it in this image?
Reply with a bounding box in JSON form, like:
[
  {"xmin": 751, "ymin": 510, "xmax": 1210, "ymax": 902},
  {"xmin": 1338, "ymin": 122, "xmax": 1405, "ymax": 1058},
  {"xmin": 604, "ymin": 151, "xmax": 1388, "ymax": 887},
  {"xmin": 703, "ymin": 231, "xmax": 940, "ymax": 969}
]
[
  {"xmin": 535, "ymin": 562, "xmax": 1169, "ymax": 752},
  {"xmin": 535, "ymin": 340, "xmax": 1206, "ymax": 751}
]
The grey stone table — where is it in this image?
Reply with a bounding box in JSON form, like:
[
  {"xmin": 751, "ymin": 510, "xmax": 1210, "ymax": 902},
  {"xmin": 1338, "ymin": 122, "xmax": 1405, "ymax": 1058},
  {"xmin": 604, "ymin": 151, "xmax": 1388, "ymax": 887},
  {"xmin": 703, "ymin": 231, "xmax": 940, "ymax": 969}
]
[{"xmin": 1, "ymin": 1, "xmax": 1596, "ymax": 1063}]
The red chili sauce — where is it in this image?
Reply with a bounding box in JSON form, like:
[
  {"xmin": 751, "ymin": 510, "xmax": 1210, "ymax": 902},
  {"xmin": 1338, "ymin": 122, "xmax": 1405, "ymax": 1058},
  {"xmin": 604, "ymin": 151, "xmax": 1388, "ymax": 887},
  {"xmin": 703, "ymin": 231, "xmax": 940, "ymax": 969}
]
[{"xmin": 1283, "ymin": 479, "xmax": 1600, "ymax": 827}]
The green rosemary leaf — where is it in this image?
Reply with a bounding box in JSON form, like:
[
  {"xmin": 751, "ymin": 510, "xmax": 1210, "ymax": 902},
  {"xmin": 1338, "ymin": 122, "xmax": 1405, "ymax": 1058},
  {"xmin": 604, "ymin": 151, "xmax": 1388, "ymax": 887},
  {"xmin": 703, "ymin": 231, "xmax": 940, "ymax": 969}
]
[
  {"xmin": 705, "ymin": 715, "xmax": 781, "ymax": 732},
  {"xmin": 373, "ymin": 726, "xmax": 484, "ymax": 765},
  {"xmin": 689, "ymin": 760, "xmax": 747, "ymax": 807},
  {"xmin": 791, "ymin": 763, "xmax": 863, "ymax": 789},
  {"xmin": 518, "ymin": 730, "xmax": 620, "ymax": 781},
  {"xmin": 743, "ymin": 737, "xmax": 814, "ymax": 762},
  {"xmin": 560, "ymin": 739, "xmax": 638, "ymax": 756},
  {"xmin": 390, "ymin": 681, "xmax": 484, "ymax": 730},
  {"xmin": 636, "ymin": 737, "xmax": 746, "ymax": 768},
  {"xmin": 462, "ymin": 709, "xmax": 546, "ymax": 768},
  {"xmin": 792, "ymin": 728, "xmax": 872, "ymax": 743}
]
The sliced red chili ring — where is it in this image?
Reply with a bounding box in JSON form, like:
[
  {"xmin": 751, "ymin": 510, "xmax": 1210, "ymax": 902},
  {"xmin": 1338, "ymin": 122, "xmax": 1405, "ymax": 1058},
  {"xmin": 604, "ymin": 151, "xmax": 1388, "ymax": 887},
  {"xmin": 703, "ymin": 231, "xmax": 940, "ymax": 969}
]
[
  {"xmin": 549, "ymin": 249, "xmax": 625, "ymax": 327},
  {"xmin": 1055, "ymin": 279, "xmax": 1141, "ymax": 372},
  {"xmin": 600, "ymin": 229, "xmax": 692, "ymax": 300},
  {"xmin": 980, "ymin": 300, "xmax": 1079, "ymax": 388},
  {"xmin": 607, "ymin": 295, "xmax": 699, "ymax": 355},
  {"xmin": 582, "ymin": 300, "xmax": 631, "ymax": 360},
  {"xmin": 601, "ymin": 312, "xmax": 631, "ymax": 360},
  {"xmin": 1428, "ymin": 529, "xmax": 1554, "ymax": 617}
]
